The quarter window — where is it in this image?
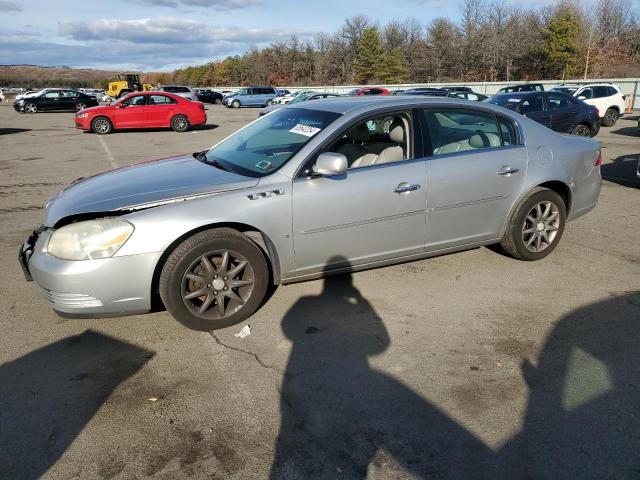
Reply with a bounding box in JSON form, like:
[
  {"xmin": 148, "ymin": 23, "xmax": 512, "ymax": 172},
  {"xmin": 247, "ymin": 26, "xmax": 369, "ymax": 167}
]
[
  {"xmin": 149, "ymin": 95, "xmax": 176, "ymax": 105},
  {"xmin": 423, "ymin": 108, "xmax": 507, "ymax": 156}
]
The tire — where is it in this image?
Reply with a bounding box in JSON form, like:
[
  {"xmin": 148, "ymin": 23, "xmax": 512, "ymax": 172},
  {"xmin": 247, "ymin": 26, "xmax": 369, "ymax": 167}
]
[
  {"xmin": 499, "ymin": 187, "xmax": 566, "ymax": 261},
  {"xmin": 231, "ymin": 100, "xmax": 240, "ymax": 109},
  {"xmin": 159, "ymin": 228, "xmax": 269, "ymax": 331},
  {"xmin": 24, "ymin": 102, "xmax": 37, "ymax": 113},
  {"xmin": 601, "ymin": 108, "xmax": 619, "ymax": 127},
  {"xmin": 171, "ymin": 114, "xmax": 190, "ymax": 132},
  {"xmin": 75, "ymin": 102, "xmax": 87, "ymax": 111},
  {"xmin": 571, "ymin": 123, "xmax": 592, "ymax": 137},
  {"xmin": 214, "ymin": 98, "xmax": 222, "ymax": 105},
  {"xmin": 91, "ymin": 116, "xmax": 113, "ymax": 135}
]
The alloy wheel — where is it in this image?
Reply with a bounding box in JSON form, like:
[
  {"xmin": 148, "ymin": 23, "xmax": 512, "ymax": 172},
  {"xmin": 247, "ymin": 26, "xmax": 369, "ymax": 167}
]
[
  {"xmin": 181, "ymin": 250, "xmax": 255, "ymax": 320},
  {"xmin": 173, "ymin": 116, "xmax": 188, "ymax": 131},
  {"xmin": 605, "ymin": 110, "xmax": 616, "ymax": 125},
  {"xmin": 573, "ymin": 125, "xmax": 591, "ymax": 137},
  {"xmin": 76, "ymin": 103, "xmax": 87, "ymax": 111},
  {"xmin": 25, "ymin": 103, "xmax": 37, "ymax": 113},
  {"xmin": 522, "ymin": 201, "xmax": 560, "ymax": 253},
  {"xmin": 93, "ymin": 118, "xmax": 110, "ymax": 134}
]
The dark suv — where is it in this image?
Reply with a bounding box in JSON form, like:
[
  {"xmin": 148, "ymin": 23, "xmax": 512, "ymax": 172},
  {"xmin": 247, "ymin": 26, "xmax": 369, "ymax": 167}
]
[{"xmin": 486, "ymin": 91, "xmax": 600, "ymax": 137}]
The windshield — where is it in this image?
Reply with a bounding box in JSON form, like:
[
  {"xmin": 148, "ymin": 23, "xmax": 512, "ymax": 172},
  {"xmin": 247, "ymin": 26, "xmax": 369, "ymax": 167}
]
[
  {"xmin": 205, "ymin": 107, "xmax": 341, "ymax": 177},
  {"xmin": 289, "ymin": 93, "xmax": 314, "ymax": 104},
  {"xmin": 485, "ymin": 95, "xmax": 521, "ymax": 111},
  {"xmin": 551, "ymin": 87, "xmax": 577, "ymax": 94}
]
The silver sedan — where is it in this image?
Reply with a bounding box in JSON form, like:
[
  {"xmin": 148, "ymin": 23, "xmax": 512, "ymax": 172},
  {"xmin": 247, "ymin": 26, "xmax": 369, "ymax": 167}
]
[{"xmin": 20, "ymin": 96, "xmax": 602, "ymax": 330}]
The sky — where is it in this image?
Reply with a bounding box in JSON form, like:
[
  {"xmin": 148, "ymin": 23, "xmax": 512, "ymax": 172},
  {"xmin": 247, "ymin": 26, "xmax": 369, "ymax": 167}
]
[{"xmin": 0, "ymin": 0, "xmax": 546, "ymax": 72}]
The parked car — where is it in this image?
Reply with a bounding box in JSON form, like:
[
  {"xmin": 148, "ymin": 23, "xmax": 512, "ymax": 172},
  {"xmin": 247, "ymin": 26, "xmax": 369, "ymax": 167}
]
[
  {"xmin": 559, "ymin": 83, "xmax": 626, "ymax": 127},
  {"xmin": 195, "ymin": 89, "xmax": 223, "ymax": 104},
  {"xmin": 485, "ymin": 91, "xmax": 600, "ymax": 137},
  {"xmin": 20, "ymin": 96, "xmax": 601, "ymax": 331},
  {"xmin": 154, "ymin": 85, "xmax": 198, "ymax": 101},
  {"xmin": 14, "ymin": 89, "xmax": 99, "ymax": 113},
  {"xmin": 272, "ymin": 90, "xmax": 316, "ymax": 105},
  {"xmin": 0, "ymin": 89, "xmax": 4, "ymax": 102},
  {"xmin": 259, "ymin": 92, "xmax": 342, "ymax": 116},
  {"xmin": 451, "ymin": 91, "xmax": 488, "ymax": 101},
  {"xmin": 497, "ymin": 84, "xmax": 545, "ymax": 93},
  {"xmin": 222, "ymin": 86, "xmax": 278, "ymax": 108},
  {"xmin": 15, "ymin": 88, "xmax": 57, "ymax": 101},
  {"xmin": 347, "ymin": 87, "xmax": 390, "ymax": 96},
  {"xmin": 74, "ymin": 91, "xmax": 206, "ymax": 134}
]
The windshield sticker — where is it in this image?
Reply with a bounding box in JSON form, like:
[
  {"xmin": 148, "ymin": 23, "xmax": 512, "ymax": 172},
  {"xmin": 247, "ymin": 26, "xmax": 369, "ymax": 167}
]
[
  {"xmin": 255, "ymin": 160, "xmax": 273, "ymax": 170},
  {"xmin": 507, "ymin": 98, "xmax": 520, "ymax": 102},
  {"xmin": 289, "ymin": 124, "xmax": 321, "ymax": 137}
]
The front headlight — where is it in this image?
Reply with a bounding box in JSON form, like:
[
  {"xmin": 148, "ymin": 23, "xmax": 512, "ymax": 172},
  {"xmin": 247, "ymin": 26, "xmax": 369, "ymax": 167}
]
[
  {"xmin": 47, "ymin": 219, "xmax": 134, "ymax": 261},
  {"xmin": 76, "ymin": 112, "xmax": 88, "ymax": 118}
]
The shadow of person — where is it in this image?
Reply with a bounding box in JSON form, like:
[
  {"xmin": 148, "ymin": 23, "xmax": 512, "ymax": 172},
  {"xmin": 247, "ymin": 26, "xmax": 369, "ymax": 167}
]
[
  {"xmin": 270, "ymin": 256, "xmax": 492, "ymax": 479},
  {"xmin": 499, "ymin": 292, "xmax": 640, "ymax": 479},
  {"xmin": 0, "ymin": 330, "xmax": 154, "ymax": 479},
  {"xmin": 600, "ymin": 152, "xmax": 640, "ymax": 189}
]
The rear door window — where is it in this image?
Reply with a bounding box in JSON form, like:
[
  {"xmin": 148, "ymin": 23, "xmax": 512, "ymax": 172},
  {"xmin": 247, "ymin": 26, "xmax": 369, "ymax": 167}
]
[
  {"xmin": 422, "ymin": 108, "xmax": 507, "ymax": 156},
  {"xmin": 149, "ymin": 95, "xmax": 176, "ymax": 105},
  {"xmin": 593, "ymin": 86, "xmax": 609, "ymax": 98},
  {"xmin": 520, "ymin": 95, "xmax": 545, "ymax": 114},
  {"xmin": 547, "ymin": 93, "xmax": 571, "ymax": 110}
]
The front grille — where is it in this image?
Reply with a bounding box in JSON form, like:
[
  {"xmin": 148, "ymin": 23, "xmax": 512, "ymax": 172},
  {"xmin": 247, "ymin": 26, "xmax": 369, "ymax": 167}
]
[{"xmin": 39, "ymin": 287, "xmax": 103, "ymax": 308}]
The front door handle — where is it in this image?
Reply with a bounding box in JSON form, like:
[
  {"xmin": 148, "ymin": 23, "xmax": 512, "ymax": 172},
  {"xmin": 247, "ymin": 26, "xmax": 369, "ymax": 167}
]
[
  {"xmin": 497, "ymin": 166, "xmax": 520, "ymax": 176},
  {"xmin": 394, "ymin": 182, "xmax": 421, "ymax": 194}
]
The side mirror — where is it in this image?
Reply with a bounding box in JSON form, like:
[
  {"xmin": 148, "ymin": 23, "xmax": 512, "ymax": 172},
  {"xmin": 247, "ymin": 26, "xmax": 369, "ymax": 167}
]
[{"xmin": 313, "ymin": 152, "xmax": 347, "ymax": 176}]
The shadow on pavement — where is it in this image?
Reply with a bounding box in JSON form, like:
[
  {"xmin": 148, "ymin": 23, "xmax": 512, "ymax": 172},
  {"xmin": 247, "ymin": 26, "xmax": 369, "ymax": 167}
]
[
  {"xmin": 0, "ymin": 128, "xmax": 31, "ymax": 135},
  {"xmin": 601, "ymin": 153, "xmax": 640, "ymax": 188},
  {"xmin": 270, "ymin": 256, "xmax": 492, "ymax": 479},
  {"xmin": 270, "ymin": 254, "xmax": 640, "ymax": 479},
  {"xmin": 0, "ymin": 330, "xmax": 154, "ymax": 479}
]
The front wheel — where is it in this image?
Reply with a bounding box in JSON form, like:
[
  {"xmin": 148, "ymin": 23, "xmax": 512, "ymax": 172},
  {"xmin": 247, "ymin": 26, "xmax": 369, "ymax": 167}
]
[
  {"xmin": 159, "ymin": 228, "xmax": 269, "ymax": 331},
  {"xmin": 91, "ymin": 116, "xmax": 113, "ymax": 134},
  {"xmin": 231, "ymin": 100, "xmax": 240, "ymax": 109},
  {"xmin": 499, "ymin": 187, "xmax": 566, "ymax": 261},
  {"xmin": 24, "ymin": 102, "xmax": 37, "ymax": 113},
  {"xmin": 601, "ymin": 108, "xmax": 619, "ymax": 127},
  {"xmin": 171, "ymin": 114, "xmax": 190, "ymax": 132}
]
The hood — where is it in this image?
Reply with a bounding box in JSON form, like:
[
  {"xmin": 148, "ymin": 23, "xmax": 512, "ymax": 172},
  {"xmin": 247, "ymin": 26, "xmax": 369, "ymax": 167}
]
[{"xmin": 44, "ymin": 154, "xmax": 258, "ymax": 226}]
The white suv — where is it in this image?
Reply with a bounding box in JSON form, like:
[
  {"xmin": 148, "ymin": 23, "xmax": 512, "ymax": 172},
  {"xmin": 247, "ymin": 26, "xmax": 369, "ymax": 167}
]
[{"xmin": 568, "ymin": 83, "xmax": 626, "ymax": 127}]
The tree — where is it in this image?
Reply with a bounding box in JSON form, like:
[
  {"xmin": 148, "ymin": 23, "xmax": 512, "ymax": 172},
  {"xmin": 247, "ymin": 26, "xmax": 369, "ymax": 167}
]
[
  {"xmin": 354, "ymin": 27, "xmax": 385, "ymax": 83},
  {"xmin": 534, "ymin": 11, "xmax": 584, "ymax": 79}
]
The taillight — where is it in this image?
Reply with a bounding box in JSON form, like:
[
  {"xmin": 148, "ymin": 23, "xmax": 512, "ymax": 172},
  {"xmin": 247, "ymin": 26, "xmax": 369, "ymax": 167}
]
[{"xmin": 595, "ymin": 150, "xmax": 602, "ymax": 167}]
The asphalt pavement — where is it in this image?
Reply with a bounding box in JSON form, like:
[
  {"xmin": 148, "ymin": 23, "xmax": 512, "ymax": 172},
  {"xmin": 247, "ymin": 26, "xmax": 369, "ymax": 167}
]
[{"xmin": 0, "ymin": 102, "xmax": 639, "ymax": 479}]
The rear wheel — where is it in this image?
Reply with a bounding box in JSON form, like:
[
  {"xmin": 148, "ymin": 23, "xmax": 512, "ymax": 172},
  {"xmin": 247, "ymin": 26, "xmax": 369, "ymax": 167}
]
[
  {"xmin": 601, "ymin": 108, "xmax": 619, "ymax": 127},
  {"xmin": 214, "ymin": 98, "xmax": 222, "ymax": 104},
  {"xmin": 171, "ymin": 114, "xmax": 190, "ymax": 132},
  {"xmin": 24, "ymin": 103, "xmax": 37, "ymax": 113},
  {"xmin": 231, "ymin": 100, "xmax": 241, "ymax": 109},
  {"xmin": 91, "ymin": 116, "xmax": 113, "ymax": 134},
  {"xmin": 75, "ymin": 102, "xmax": 87, "ymax": 111},
  {"xmin": 500, "ymin": 187, "xmax": 566, "ymax": 261},
  {"xmin": 159, "ymin": 228, "xmax": 269, "ymax": 331},
  {"xmin": 572, "ymin": 123, "xmax": 592, "ymax": 137}
]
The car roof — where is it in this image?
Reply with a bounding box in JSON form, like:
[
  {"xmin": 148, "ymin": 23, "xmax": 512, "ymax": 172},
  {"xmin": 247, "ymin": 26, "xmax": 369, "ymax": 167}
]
[{"xmin": 289, "ymin": 95, "xmax": 509, "ymax": 115}]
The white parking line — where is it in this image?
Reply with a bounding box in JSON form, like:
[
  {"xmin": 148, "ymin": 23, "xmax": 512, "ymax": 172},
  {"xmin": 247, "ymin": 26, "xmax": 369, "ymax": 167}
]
[{"xmin": 97, "ymin": 136, "xmax": 119, "ymax": 169}]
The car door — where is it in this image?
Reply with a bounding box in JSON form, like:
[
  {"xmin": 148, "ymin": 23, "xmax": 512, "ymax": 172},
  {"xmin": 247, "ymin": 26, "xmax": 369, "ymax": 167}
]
[
  {"xmin": 575, "ymin": 87, "xmax": 596, "ymax": 109},
  {"xmin": 291, "ymin": 111, "xmax": 427, "ymax": 275},
  {"xmin": 519, "ymin": 94, "xmax": 551, "ymax": 128},
  {"xmin": 419, "ymin": 107, "xmax": 527, "ymax": 250},
  {"xmin": 147, "ymin": 94, "xmax": 177, "ymax": 127},
  {"xmin": 547, "ymin": 92, "xmax": 578, "ymax": 133},
  {"xmin": 39, "ymin": 91, "xmax": 62, "ymax": 111},
  {"xmin": 114, "ymin": 94, "xmax": 148, "ymax": 128},
  {"xmin": 60, "ymin": 90, "xmax": 80, "ymax": 110}
]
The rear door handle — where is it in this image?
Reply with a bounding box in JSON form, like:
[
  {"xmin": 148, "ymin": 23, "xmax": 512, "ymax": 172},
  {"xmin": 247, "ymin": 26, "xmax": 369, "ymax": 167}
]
[
  {"xmin": 394, "ymin": 182, "xmax": 421, "ymax": 194},
  {"xmin": 497, "ymin": 166, "xmax": 520, "ymax": 176}
]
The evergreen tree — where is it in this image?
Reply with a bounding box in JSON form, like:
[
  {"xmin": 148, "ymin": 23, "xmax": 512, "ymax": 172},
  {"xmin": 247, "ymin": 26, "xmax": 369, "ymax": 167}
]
[
  {"xmin": 354, "ymin": 27, "xmax": 385, "ymax": 83},
  {"xmin": 535, "ymin": 11, "xmax": 583, "ymax": 79}
]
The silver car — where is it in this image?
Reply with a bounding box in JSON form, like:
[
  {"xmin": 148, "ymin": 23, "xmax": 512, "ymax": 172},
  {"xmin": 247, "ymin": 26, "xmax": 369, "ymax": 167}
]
[
  {"xmin": 19, "ymin": 97, "xmax": 602, "ymax": 330},
  {"xmin": 154, "ymin": 85, "xmax": 198, "ymax": 102}
]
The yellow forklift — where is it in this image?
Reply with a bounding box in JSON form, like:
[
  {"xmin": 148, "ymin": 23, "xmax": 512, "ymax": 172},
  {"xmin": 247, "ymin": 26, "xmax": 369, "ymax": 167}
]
[{"xmin": 107, "ymin": 74, "xmax": 153, "ymax": 99}]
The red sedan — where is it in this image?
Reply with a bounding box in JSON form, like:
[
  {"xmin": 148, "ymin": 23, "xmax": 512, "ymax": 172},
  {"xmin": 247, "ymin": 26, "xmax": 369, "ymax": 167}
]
[
  {"xmin": 75, "ymin": 91, "xmax": 207, "ymax": 134},
  {"xmin": 348, "ymin": 87, "xmax": 390, "ymax": 96}
]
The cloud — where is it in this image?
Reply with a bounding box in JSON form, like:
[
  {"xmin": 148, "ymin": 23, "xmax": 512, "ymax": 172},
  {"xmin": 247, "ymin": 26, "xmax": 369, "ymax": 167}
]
[
  {"xmin": 137, "ymin": 0, "xmax": 262, "ymax": 7},
  {"xmin": 58, "ymin": 17, "xmax": 316, "ymax": 46},
  {"xmin": 0, "ymin": 17, "xmax": 317, "ymax": 70},
  {"xmin": 0, "ymin": 0, "xmax": 21, "ymax": 11}
]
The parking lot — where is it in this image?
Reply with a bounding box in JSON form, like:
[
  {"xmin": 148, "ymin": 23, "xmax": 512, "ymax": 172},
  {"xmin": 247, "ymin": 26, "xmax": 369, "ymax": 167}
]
[{"xmin": 1, "ymin": 102, "xmax": 639, "ymax": 479}]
